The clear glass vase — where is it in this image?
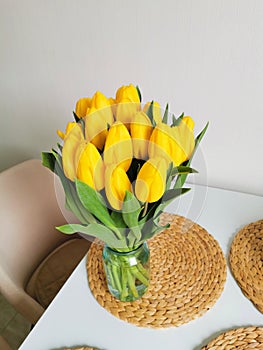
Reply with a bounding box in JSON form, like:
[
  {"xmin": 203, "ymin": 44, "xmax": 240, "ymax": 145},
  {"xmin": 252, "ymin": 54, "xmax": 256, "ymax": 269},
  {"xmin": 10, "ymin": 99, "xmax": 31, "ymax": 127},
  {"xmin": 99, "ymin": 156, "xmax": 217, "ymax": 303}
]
[{"xmin": 102, "ymin": 242, "xmax": 150, "ymax": 302}]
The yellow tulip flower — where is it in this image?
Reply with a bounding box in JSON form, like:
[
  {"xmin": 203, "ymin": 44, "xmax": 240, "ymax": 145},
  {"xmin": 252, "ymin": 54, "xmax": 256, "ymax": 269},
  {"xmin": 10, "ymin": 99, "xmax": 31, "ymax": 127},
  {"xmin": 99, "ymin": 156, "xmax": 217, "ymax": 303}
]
[
  {"xmin": 57, "ymin": 122, "xmax": 76, "ymax": 140},
  {"xmin": 135, "ymin": 157, "xmax": 167, "ymax": 203},
  {"xmin": 85, "ymin": 91, "xmax": 114, "ymax": 150},
  {"xmin": 171, "ymin": 116, "xmax": 195, "ymax": 165},
  {"xmin": 76, "ymin": 142, "xmax": 104, "ymax": 190},
  {"xmin": 130, "ymin": 112, "xmax": 153, "ymax": 160},
  {"xmin": 115, "ymin": 84, "xmax": 140, "ymax": 125},
  {"xmin": 75, "ymin": 97, "xmax": 91, "ymax": 118},
  {"xmin": 105, "ymin": 164, "xmax": 132, "ymax": 210},
  {"xmin": 143, "ymin": 101, "xmax": 162, "ymax": 124},
  {"xmin": 62, "ymin": 123, "xmax": 84, "ymax": 181},
  {"xmin": 149, "ymin": 117, "xmax": 195, "ymax": 167},
  {"xmin": 104, "ymin": 122, "xmax": 133, "ymax": 171}
]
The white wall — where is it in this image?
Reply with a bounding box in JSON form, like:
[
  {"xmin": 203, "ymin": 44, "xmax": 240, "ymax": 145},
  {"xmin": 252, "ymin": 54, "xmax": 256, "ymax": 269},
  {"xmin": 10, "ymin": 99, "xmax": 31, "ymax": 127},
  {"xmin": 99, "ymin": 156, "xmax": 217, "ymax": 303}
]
[{"xmin": 1, "ymin": 0, "xmax": 263, "ymax": 195}]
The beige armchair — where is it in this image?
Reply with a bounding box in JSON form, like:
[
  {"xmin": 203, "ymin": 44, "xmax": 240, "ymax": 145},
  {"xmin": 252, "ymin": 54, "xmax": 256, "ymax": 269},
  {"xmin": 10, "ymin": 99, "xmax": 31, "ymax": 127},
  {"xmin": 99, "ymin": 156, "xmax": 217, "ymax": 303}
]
[
  {"xmin": 0, "ymin": 159, "xmax": 91, "ymax": 325},
  {"xmin": 0, "ymin": 335, "xmax": 12, "ymax": 350}
]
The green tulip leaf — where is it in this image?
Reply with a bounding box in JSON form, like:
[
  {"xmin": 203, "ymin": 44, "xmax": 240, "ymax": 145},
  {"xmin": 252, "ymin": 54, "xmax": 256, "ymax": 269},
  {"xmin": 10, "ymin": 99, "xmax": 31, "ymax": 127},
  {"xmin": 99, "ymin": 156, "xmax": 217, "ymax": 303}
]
[
  {"xmin": 56, "ymin": 223, "xmax": 127, "ymax": 249},
  {"xmin": 42, "ymin": 152, "xmax": 87, "ymax": 223},
  {"xmin": 174, "ymin": 122, "xmax": 209, "ymax": 189},
  {"xmin": 162, "ymin": 103, "xmax": 169, "ymax": 124},
  {"xmin": 171, "ymin": 166, "xmax": 198, "ymax": 177},
  {"xmin": 46, "ymin": 152, "xmax": 97, "ymax": 225},
  {"xmin": 145, "ymin": 100, "xmax": 156, "ymax": 127},
  {"xmin": 140, "ymin": 218, "xmax": 169, "ymax": 242},
  {"xmin": 171, "ymin": 112, "xmax": 184, "ymax": 127},
  {"xmin": 195, "ymin": 121, "xmax": 209, "ymax": 148},
  {"xmin": 42, "ymin": 152, "xmax": 56, "ymax": 173},
  {"xmin": 136, "ymin": 85, "xmax": 142, "ymax": 102},
  {"xmin": 172, "ymin": 114, "xmax": 177, "ymax": 126},
  {"xmin": 153, "ymin": 188, "xmax": 190, "ymax": 221},
  {"xmin": 75, "ymin": 179, "xmax": 120, "ymax": 232},
  {"xmin": 127, "ymin": 230, "xmax": 137, "ymax": 249},
  {"xmin": 178, "ymin": 112, "xmax": 184, "ymax": 120},
  {"xmin": 162, "ymin": 188, "xmax": 190, "ymax": 202},
  {"xmin": 73, "ymin": 111, "xmax": 80, "ymax": 122},
  {"xmin": 56, "ymin": 143, "xmax": 63, "ymax": 152},
  {"xmin": 122, "ymin": 191, "xmax": 142, "ymax": 241}
]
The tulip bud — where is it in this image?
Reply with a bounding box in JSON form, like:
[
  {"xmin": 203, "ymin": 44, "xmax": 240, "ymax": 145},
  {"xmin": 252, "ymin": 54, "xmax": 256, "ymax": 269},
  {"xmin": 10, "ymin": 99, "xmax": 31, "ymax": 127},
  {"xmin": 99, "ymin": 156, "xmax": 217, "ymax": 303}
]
[
  {"xmin": 135, "ymin": 157, "xmax": 167, "ymax": 203},
  {"xmin": 182, "ymin": 116, "xmax": 195, "ymax": 130},
  {"xmin": 75, "ymin": 98, "xmax": 91, "ymax": 118},
  {"xmin": 115, "ymin": 84, "xmax": 140, "ymax": 125},
  {"xmin": 130, "ymin": 112, "xmax": 153, "ymax": 160},
  {"xmin": 105, "ymin": 164, "xmax": 132, "ymax": 210},
  {"xmin": 62, "ymin": 123, "xmax": 84, "ymax": 181},
  {"xmin": 149, "ymin": 119, "xmax": 195, "ymax": 167},
  {"xmin": 171, "ymin": 116, "xmax": 195, "ymax": 164},
  {"xmin": 76, "ymin": 142, "xmax": 105, "ymax": 190},
  {"xmin": 85, "ymin": 91, "xmax": 114, "ymax": 150},
  {"xmin": 104, "ymin": 122, "xmax": 133, "ymax": 171},
  {"xmin": 143, "ymin": 101, "xmax": 162, "ymax": 124},
  {"xmin": 57, "ymin": 122, "xmax": 76, "ymax": 140},
  {"xmin": 148, "ymin": 123, "xmax": 175, "ymax": 165}
]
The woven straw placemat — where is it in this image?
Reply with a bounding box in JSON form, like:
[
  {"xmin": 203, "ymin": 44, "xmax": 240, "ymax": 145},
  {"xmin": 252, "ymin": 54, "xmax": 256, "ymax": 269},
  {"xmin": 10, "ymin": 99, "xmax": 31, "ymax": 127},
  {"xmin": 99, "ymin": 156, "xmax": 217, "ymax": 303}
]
[
  {"xmin": 201, "ymin": 327, "xmax": 263, "ymax": 349},
  {"xmin": 64, "ymin": 348, "xmax": 98, "ymax": 350},
  {"xmin": 87, "ymin": 213, "xmax": 226, "ymax": 328},
  {"xmin": 229, "ymin": 219, "xmax": 263, "ymax": 313}
]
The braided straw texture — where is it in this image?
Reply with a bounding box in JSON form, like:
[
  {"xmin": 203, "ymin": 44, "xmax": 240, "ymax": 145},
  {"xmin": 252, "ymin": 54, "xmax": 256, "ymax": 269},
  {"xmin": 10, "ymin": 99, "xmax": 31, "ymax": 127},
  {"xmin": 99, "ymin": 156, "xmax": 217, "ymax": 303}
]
[
  {"xmin": 201, "ymin": 327, "xmax": 263, "ymax": 349},
  {"xmin": 229, "ymin": 219, "xmax": 263, "ymax": 313},
  {"xmin": 64, "ymin": 347, "xmax": 99, "ymax": 350},
  {"xmin": 87, "ymin": 213, "xmax": 226, "ymax": 328}
]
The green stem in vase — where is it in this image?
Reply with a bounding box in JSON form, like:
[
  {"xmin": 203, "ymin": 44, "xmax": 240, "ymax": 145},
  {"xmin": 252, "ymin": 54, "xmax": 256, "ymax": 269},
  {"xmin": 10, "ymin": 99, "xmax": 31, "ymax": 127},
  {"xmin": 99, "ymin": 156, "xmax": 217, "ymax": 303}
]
[
  {"xmin": 120, "ymin": 267, "xmax": 128, "ymax": 300},
  {"xmin": 127, "ymin": 269, "xmax": 139, "ymax": 298},
  {"xmin": 107, "ymin": 264, "xmax": 117, "ymax": 291},
  {"xmin": 111, "ymin": 264, "xmax": 122, "ymax": 292},
  {"xmin": 137, "ymin": 261, "xmax": 150, "ymax": 279},
  {"xmin": 131, "ymin": 266, "xmax": 149, "ymax": 286},
  {"xmin": 102, "ymin": 242, "xmax": 150, "ymax": 302}
]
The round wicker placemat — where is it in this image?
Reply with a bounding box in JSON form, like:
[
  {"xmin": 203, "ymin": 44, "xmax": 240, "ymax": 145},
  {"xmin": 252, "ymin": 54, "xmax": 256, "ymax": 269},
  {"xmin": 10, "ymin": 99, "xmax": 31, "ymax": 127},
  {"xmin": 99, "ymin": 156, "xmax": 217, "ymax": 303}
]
[
  {"xmin": 201, "ymin": 327, "xmax": 263, "ymax": 349},
  {"xmin": 87, "ymin": 213, "xmax": 226, "ymax": 328},
  {"xmin": 64, "ymin": 348, "xmax": 98, "ymax": 350},
  {"xmin": 229, "ymin": 219, "xmax": 263, "ymax": 313}
]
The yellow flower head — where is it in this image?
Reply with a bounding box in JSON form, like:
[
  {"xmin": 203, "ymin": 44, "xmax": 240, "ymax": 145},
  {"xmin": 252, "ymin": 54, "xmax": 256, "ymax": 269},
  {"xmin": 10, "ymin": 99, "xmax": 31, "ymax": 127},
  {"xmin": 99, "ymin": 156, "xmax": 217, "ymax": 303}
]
[
  {"xmin": 105, "ymin": 164, "xmax": 132, "ymax": 210},
  {"xmin": 130, "ymin": 112, "xmax": 153, "ymax": 160},
  {"xmin": 75, "ymin": 142, "xmax": 105, "ymax": 191},
  {"xmin": 75, "ymin": 97, "xmax": 92, "ymax": 118},
  {"xmin": 104, "ymin": 121, "xmax": 133, "ymax": 171},
  {"xmin": 62, "ymin": 123, "xmax": 84, "ymax": 181},
  {"xmin": 149, "ymin": 117, "xmax": 195, "ymax": 167},
  {"xmin": 135, "ymin": 157, "xmax": 168, "ymax": 203},
  {"xmin": 115, "ymin": 84, "xmax": 141, "ymax": 126},
  {"xmin": 85, "ymin": 91, "xmax": 114, "ymax": 150}
]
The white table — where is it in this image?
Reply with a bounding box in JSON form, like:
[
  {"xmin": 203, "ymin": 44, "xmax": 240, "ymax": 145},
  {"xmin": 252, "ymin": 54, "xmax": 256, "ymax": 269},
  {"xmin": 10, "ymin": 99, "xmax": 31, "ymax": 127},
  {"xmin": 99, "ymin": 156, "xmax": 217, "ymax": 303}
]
[{"xmin": 19, "ymin": 184, "xmax": 263, "ymax": 350}]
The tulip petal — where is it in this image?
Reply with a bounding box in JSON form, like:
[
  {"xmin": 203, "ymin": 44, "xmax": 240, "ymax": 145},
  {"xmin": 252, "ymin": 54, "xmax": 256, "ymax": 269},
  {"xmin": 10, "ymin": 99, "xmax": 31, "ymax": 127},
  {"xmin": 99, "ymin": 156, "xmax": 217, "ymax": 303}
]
[
  {"xmin": 62, "ymin": 123, "xmax": 84, "ymax": 181},
  {"xmin": 130, "ymin": 112, "xmax": 153, "ymax": 160},
  {"xmin": 104, "ymin": 121, "xmax": 133, "ymax": 171},
  {"xmin": 84, "ymin": 91, "xmax": 114, "ymax": 150},
  {"xmin": 76, "ymin": 142, "xmax": 104, "ymax": 190},
  {"xmin": 149, "ymin": 120, "xmax": 195, "ymax": 167},
  {"xmin": 105, "ymin": 164, "xmax": 132, "ymax": 210},
  {"xmin": 75, "ymin": 97, "xmax": 91, "ymax": 118},
  {"xmin": 135, "ymin": 157, "xmax": 167, "ymax": 203},
  {"xmin": 115, "ymin": 84, "xmax": 141, "ymax": 125}
]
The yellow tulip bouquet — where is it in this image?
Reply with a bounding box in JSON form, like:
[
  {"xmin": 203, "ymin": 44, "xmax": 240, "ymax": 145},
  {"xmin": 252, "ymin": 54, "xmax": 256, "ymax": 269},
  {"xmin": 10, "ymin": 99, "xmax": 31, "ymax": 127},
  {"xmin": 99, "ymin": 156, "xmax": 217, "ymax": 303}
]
[{"xmin": 42, "ymin": 84, "xmax": 208, "ymax": 301}]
